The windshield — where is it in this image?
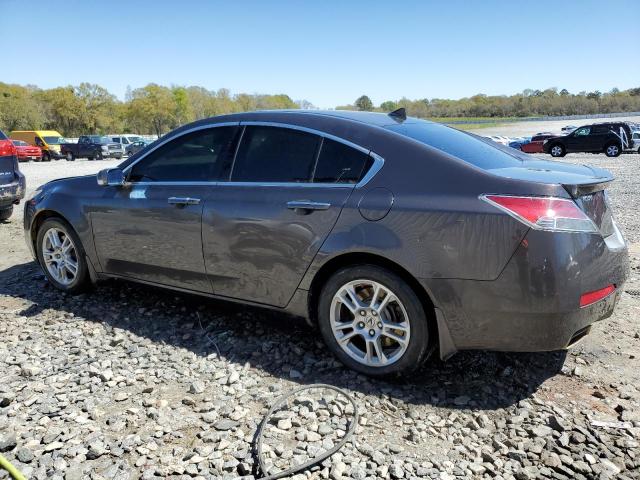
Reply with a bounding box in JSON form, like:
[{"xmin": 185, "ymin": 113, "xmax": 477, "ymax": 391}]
[
  {"xmin": 127, "ymin": 136, "xmax": 143, "ymax": 142},
  {"xmin": 387, "ymin": 121, "xmax": 524, "ymax": 170},
  {"xmin": 43, "ymin": 136, "xmax": 64, "ymax": 144},
  {"xmin": 12, "ymin": 140, "xmax": 28, "ymax": 146}
]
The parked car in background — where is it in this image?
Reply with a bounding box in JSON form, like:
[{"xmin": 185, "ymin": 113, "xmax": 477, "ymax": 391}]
[
  {"xmin": 543, "ymin": 122, "xmax": 634, "ymax": 157},
  {"xmin": 11, "ymin": 140, "xmax": 42, "ymax": 162},
  {"xmin": 485, "ymin": 135, "xmax": 510, "ymax": 145},
  {"xmin": 521, "ymin": 133, "xmax": 558, "ymax": 154},
  {"xmin": 508, "ymin": 137, "xmax": 531, "ymax": 150},
  {"xmin": 632, "ymin": 131, "xmax": 640, "ymax": 153},
  {"xmin": 110, "ymin": 134, "xmax": 144, "ymax": 154},
  {"xmin": 0, "ymin": 129, "xmax": 26, "ymax": 221},
  {"xmin": 10, "ymin": 130, "xmax": 66, "ymax": 161},
  {"xmin": 561, "ymin": 125, "xmax": 578, "ymax": 133},
  {"xmin": 24, "ymin": 110, "xmax": 628, "ymax": 376},
  {"xmin": 125, "ymin": 139, "xmax": 152, "ymax": 157},
  {"xmin": 61, "ymin": 135, "xmax": 124, "ymax": 160}
]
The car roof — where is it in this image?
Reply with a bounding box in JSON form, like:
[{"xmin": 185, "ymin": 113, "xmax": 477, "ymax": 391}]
[{"xmin": 206, "ymin": 109, "xmax": 431, "ymax": 128}]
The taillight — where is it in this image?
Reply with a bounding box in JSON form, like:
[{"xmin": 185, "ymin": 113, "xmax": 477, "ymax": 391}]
[
  {"xmin": 0, "ymin": 139, "xmax": 17, "ymax": 157},
  {"xmin": 481, "ymin": 194, "xmax": 597, "ymax": 233},
  {"xmin": 580, "ymin": 284, "xmax": 615, "ymax": 307}
]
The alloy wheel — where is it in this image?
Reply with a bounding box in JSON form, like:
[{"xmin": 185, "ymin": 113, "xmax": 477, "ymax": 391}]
[
  {"xmin": 330, "ymin": 279, "xmax": 411, "ymax": 367},
  {"xmin": 607, "ymin": 145, "xmax": 619, "ymax": 156},
  {"xmin": 551, "ymin": 146, "xmax": 563, "ymax": 156},
  {"xmin": 42, "ymin": 227, "xmax": 79, "ymax": 286}
]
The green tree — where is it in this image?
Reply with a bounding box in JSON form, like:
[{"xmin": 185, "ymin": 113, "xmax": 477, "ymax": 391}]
[
  {"xmin": 380, "ymin": 100, "xmax": 398, "ymax": 112},
  {"xmin": 354, "ymin": 95, "xmax": 374, "ymax": 111},
  {"xmin": 0, "ymin": 83, "xmax": 45, "ymax": 132}
]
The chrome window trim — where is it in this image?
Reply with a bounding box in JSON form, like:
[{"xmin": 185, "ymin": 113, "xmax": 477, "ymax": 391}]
[
  {"xmin": 239, "ymin": 121, "xmax": 370, "ymax": 155},
  {"xmin": 122, "ymin": 121, "xmax": 240, "ymax": 175},
  {"xmin": 122, "ymin": 119, "xmax": 385, "ymax": 188}
]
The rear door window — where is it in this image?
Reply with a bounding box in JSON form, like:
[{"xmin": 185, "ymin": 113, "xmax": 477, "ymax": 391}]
[
  {"xmin": 387, "ymin": 121, "xmax": 523, "ymax": 170},
  {"xmin": 313, "ymin": 138, "xmax": 372, "ymax": 183},
  {"xmin": 128, "ymin": 126, "xmax": 238, "ymax": 182},
  {"xmin": 231, "ymin": 126, "xmax": 320, "ymax": 182}
]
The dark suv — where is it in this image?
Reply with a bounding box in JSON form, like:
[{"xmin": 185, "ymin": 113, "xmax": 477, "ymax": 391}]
[
  {"xmin": 24, "ymin": 110, "xmax": 628, "ymax": 376},
  {"xmin": 0, "ymin": 129, "xmax": 26, "ymax": 221},
  {"xmin": 543, "ymin": 122, "xmax": 634, "ymax": 157}
]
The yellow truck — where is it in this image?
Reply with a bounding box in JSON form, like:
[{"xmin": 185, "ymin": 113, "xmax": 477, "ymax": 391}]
[{"xmin": 9, "ymin": 130, "xmax": 66, "ymax": 162}]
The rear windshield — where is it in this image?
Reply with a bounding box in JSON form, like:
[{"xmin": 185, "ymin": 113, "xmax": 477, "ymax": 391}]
[{"xmin": 387, "ymin": 122, "xmax": 524, "ymax": 170}]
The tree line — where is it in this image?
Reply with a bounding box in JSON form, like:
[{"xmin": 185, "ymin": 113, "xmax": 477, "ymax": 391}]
[
  {"xmin": 344, "ymin": 87, "xmax": 640, "ymax": 119},
  {"xmin": 1, "ymin": 82, "xmax": 639, "ymax": 137},
  {"xmin": 0, "ymin": 82, "xmax": 302, "ymax": 137}
]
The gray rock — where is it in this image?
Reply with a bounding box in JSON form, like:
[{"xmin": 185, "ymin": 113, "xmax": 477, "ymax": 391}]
[{"xmin": 214, "ymin": 419, "xmax": 239, "ymax": 431}]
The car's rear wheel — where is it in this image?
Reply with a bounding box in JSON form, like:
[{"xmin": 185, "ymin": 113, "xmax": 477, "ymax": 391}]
[
  {"xmin": 42, "ymin": 152, "xmax": 51, "ymax": 162},
  {"xmin": 0, "ymin": 206, "xmax": 13, "ymax": 221},
  {"xmin": 36, "ymin": 218, "xmax": 90, "ymax": 294},
  {"xmin": 549, "ymin": 144, "xmax": 566, "ymax": 157},
  {"xmin": 317, "ymin": 265, "xmax": 430, "ymax": 377},
  {"xmin": 605, "ymin": 143, "xmax": 621, "ymax": 157}
]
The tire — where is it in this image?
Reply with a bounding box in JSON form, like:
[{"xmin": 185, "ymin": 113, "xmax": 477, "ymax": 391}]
[
  {"xmin": 36, "ymin": 218, "xmax": 91, "ymax": 294},
  {"xmin": 95, "ymin": 151, "xmax": 103, "ymax": 160},
  {"xmin": 605, "ymin": 143, "xmax": 621, "ymax": 157},
  {"xmin": 42, "ymin": 152, "xmax": 51, "ymax": 162},
  {"xmin": 0, "ymin": 206, "xmax": 13, "ymax": 221},
  {"xmin": 66, "ymin": 152, "xmax": 75, "ymax": 161},
  {"xmin": 317, "ymin": 265, "xmax": 431, "ymax": 377},
  {"xmin": 549, "ymin": 144, "xmax": 566, "ymax": 157}
]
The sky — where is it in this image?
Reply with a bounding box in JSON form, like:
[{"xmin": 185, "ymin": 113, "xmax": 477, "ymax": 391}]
[{"xmin": 2, "ymin": 0, "xmax": 638, "ymax": 108}]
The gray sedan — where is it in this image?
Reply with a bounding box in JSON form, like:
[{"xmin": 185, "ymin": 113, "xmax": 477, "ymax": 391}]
[{"xmin": 23, "ymin": 110, "xmax": 629, "ymax": 376}]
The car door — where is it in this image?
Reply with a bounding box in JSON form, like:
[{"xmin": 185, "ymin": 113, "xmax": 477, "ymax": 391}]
[
  {"xmin": 91, "ymin": 125, "xmax": 240, "ymax": 292},
  {"xmin": 202, "ymin": 124, "xmax": 375, "ymax": 307},
  {"xmin": 565, "ymin": 127, "xmax": 591, "ymax": 152}
]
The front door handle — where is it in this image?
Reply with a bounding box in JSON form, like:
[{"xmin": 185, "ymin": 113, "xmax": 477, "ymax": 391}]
[
  {"xmin": 168, "ymin": 197, "xmax": 201, "ymax": 206},
  {"xmin": 287, "ymin": 200, "xmax": 331, "ymax": 213}
]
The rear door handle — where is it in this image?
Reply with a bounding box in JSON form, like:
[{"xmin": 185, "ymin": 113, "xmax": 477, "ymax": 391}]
[
  {"xmin": 287, "ymin": 200, "xmax": 331, "ymax": 212},
  {"xmin": 168, "ymin": 197, "xmax": 201, "ymax": 206}
]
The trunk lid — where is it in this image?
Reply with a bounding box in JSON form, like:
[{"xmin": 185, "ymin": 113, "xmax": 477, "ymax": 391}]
[{"xmin": 489, "ymin": 159, "xmax": 615, "ymax": 237}]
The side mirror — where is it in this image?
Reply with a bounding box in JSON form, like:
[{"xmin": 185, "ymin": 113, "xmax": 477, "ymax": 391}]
[{"xmin": 97, "ymin": 168, "xmax": 126, "ymax": 187}]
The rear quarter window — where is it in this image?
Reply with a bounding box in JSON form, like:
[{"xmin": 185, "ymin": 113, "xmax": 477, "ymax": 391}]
[
  {"xmin": 0, "ymin": 130, "xmax": 7, "ymax": 140},
  {"xmin": 387, "ymin": 122, "xmax": 523, "ymax": 170}
]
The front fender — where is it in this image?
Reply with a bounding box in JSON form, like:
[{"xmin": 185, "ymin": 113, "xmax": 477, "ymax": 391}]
[{"xmin": 24, "ymin": 175, "xmax": 100, "ymax": 270}]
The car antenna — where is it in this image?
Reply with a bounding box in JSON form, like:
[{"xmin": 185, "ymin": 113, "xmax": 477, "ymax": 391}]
[{"xmin": 388, "ymin": 107, "xmax": 407, "ymax": 123}]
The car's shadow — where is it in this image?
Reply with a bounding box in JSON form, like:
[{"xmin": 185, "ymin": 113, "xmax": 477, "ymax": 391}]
[{"xmin": 1, "ymin": 261, "xmax": 567, "ymax": 410}]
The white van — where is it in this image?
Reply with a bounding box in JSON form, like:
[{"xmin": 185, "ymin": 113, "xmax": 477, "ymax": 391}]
[{"xmin": 110, "ymin": 134, "xmax": 144, "ymax": 155}]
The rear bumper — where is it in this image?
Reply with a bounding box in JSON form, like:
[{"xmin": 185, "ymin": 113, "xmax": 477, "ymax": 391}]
[
  {"xmin": 0, "ymin": 173, "xmax": 26, "ymax": 209},
  {"xmin": 424, "ymin": 226, "xmax": 629, "ymax": 355}
]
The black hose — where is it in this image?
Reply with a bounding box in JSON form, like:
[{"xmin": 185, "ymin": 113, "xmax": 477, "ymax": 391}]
[{"xmin": 254, "ymin": 384, "xmax": 359, "ymax": 480}]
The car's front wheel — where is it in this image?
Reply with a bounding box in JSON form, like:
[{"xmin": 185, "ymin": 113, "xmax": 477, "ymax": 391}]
[
  {"xmin": 605, "ymin": 143, "xmax": 621, "ymax": 157},
  {"xmin": 549, "ymin": 144, "xmax": 566, "ymax": 157},
  {"xmin": 66, "ymin": 152, "xmax": 74, "ymax": 161},
  {"xmin": 36, "ymin": 218, "xmax": 90, "ymax": 293},
  {"xmin": 42, "ymin": 152, "xmax": 51, "ymax": 162},
  {"xmin": 317, "ymin": 265, "xmax": 430, "ymax": 377}
]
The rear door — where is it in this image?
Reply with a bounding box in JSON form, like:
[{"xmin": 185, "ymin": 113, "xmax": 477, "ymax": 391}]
[
  {"xmin": 202, "ymin": 124, "xmax": 374, "ymax": 307},
  {"xmin": 92, "ymin": 125, "xmax": 239, "ymax": 292}
]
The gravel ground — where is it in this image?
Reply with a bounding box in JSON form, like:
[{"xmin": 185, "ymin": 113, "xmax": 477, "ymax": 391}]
[{"xmin": 1, "ymin": 150, "xmax": 639, "ymax": 480}]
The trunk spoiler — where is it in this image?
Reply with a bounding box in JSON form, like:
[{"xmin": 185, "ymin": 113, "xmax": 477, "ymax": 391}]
[{"xmin": 563, "ymin": 178, "xmax": 613, "ymax": 198}]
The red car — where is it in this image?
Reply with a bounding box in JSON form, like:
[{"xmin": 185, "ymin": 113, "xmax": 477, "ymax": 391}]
[
  {"xmin": 520, "ymin": 133, "xmax": 557, "ymax": 154},
  {"xmin": 11, "ymin": 140, "xmax": 42, "ymax": 162}
]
